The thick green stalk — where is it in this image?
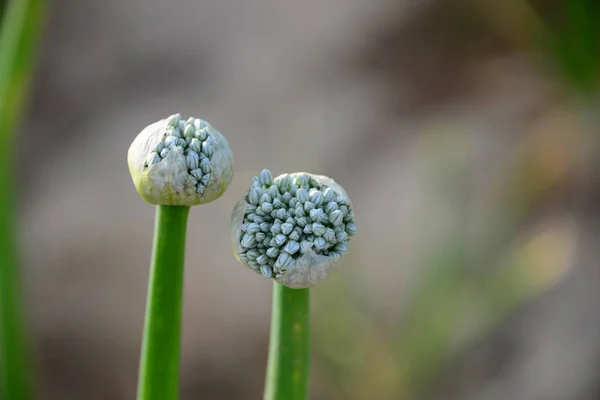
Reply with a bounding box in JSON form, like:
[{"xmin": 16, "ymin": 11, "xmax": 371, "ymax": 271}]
[
  {"xmin": 0, "ymin": 0, "xmax": 44, "ymax": 399},
  {"xmin": 264, "ymin": 283, "xmax": 310, "ymax": 400},
  {"xmin": 137, "ymin": 205, "xmax": 190, "ymax": 400}
]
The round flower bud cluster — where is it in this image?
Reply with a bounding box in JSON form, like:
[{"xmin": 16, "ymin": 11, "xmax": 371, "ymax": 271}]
[
  {"xmin": 128, "ymin": 114, "xmax": 233, "ymax": 206},
  {"xmin": 145, "ymin": 114, "xmax": 220, "ymax": 195},
  {"xmin": 231, "ymin": 170, "xmax": 356, "ymax": 288}
]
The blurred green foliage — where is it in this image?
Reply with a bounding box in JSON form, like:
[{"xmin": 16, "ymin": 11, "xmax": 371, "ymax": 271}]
[
  {"xmin": 544, "ymin": 0, "xmax": 600, "ymax": 93},
  {"xmin": 0, "ymin": 0, "xmax": 44, "ymax": 398}
]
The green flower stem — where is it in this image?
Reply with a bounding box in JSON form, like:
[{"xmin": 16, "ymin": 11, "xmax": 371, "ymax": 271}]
[
  {"xmin": 264, "ymin": 283, "xmax": 310, "ymax": 400},
  {"xmin": 0, "ymin": 0, "xmax": 45, "ymax": 399},
  {"xmin": 137, "ymin": 205, "xmax": 190, "ymax": 400}
]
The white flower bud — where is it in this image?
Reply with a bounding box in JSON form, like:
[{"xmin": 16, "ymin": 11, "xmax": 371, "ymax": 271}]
[
  {"xmin": 261, "ymin": 202, "xmax": 274, "ymax": 213},
  {"xmin": 274, "ymin": 209, "xmax": 288, "ymax": 220},
  {"xmin": 246, "ymin": 223, "xmax": 261, "ymax": 234},
  {"xmin": 267, "ymin": 185, "xmax": 280, "ymax": 199},
  {"xmin": 274, "ymin": 234, "xmax": 287, "ymax": 247},
  {"xmin": 303, "ymin": 201, "xmax": 315, "ymax": 212},
  {"xmin": 313, "ymin": 237, "xmax": 327, "ymax": 251},
  {"xmin": 275, "ymin": 253, "xmax": 293, "ymax": 269},
  {"xmin": 271, "ymin": 222, "xmax": 282, "ymax": 234},
  {"xmin": 295, "ymin": 173, "xmax": 309, "ymax": 188},
  {"xmin": 201, "ymin": 141, "xmax": 213, "ymax": 157},
  {"xmin": 309, "ymin": 208, "xmax": 326, "ymax": 223},
  {"xmin": 170, "ymin": 128, "xmax": 182, "ymax": 139},
  {"xmin": 190, "ymin": 168, "xmax": 203, "ymax": 180},
  {"xmin": 346, "ymin": 223, "xmax": 357, "ymax": 236},
  {"xmin": 335, "ymin": 243, "xmax": 348, "ymax": 253},
  {"xmin": 324, "ymin": 201, "xmax": 338, "ymax": 214},
  {"xmin": 247, "ymin": 249, "xmax": 260, "ymax": 259},
  {"xmin": 295, "ymin": 217, "xmax": 308, "ymax": 228},
  {"xmin": 296, "ymin": 188, "xmax": 309, "ymax": 203},
  {"xmin": 289, "ymin": 228, "xmax": 301, "ymax": 241},
  {"xmin": 189, "ymin": 138, "xmax": 202, "ymax": 153},
  {"xmin": 200, "ymin": 174, "xmax": 210, "ymax": 186},
  {"xmin": 281, "ymin": 223, "xmax": 294, "ymax": 236},
  {"xmin": 322, "ymin": 187, "xmax": 335, "ymax": 202},
  {"xmin": 266, "ymin": 247, "xmax": 280, "ymax": 258},
  {"xmin": 257, "ymin": 254, "xmax": 270, "ymax": 265},
  {"xmin": 254, "ymin": 207, "xmax": 266, "ymax": 217},
  {"xmin": 329, "ymin": 210, "xmax": 344, "ymax": 227},
  {"xmin": 164, "ymin": 136, "xmax": 177, "ymax": 148},
  {"xmin": 200, "ymin": 158, "xmax": 212, "ymax": 174},
  {"xmin": 324, "ymin": 228, "xmax": 336, "ymax": 244},
  {"xmin": 128, "ymin": 115, "xmax": 233, "ymax": 206},
  {"xmin": 167, "ymin": 113, "xmax": 181, "ymax": 127},
  {"xmin": 195, "ymin": 129, "xmax": 208, "ymax": 141},
  {"xmin": 259, "ymin": 193, "xmax": 272, "ymax": 205},
  {"xmin": 185, "ymin": 152, "xmax": 199, "ymax": 170},
  {"xmin": 259, "ymin": 169, "xmax": 273, "ymax": 186},
  {"xmin": 231, "ymin": 171, "xmax": 356, "ymax": 288},
  {"xmin": 313, "ymin": 192, "xmax": 325, "ymax": 206},
  {"xmin": 248, "ymin": 188, "xmax": 261, "ymax": 205},
  {"xmin": 282, "ymin": 192, "xmax": 292, "ymax": 204},
  {"xmin": 295, "ymin": 206, "xmax": 306, "ymax": 218},
  {"xmin": 260, "ymin": 265, "xmax": 273, "ymax": 278},
  {"xmin": 184, "ymin": 124, "xmax": 195, "ymax": 138},
  {"xmin": 285, "ymin": 217, "xmax": 296, "ymax": 226},
  {"xmin": 241, "ymin": 233, "xmax": 256, "ymax": 248},
  {"xmin": 335, "ymin": 231, "xmax": 348, "ymax": 243},
  {"xmin": 336, "ymin": 195, "xmax": 349, "ymax": 205},
  {"xmin": 312, "ymin": 223, "xmax": 326, "ymax": 237},
  {"xmin": 339, "ymin": 205, "xmax": 349, "ymax": 217},
  {"xmin": 344, "ymin": 211, "xmax": 355, "ymax": 223},
  {"xmin": 284, "ymin": 240, "xmax": 300, "ymax": 255}
]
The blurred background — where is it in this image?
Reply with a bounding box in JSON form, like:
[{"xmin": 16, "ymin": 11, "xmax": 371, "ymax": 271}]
[{"xmin": 10, "ymin": 0, "xmax": 600, "ymax": 398}]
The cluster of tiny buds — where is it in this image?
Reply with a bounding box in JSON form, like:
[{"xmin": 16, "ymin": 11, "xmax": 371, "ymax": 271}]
[
  {"xmin": 238, "ymin": 170, "xmax": 356, "ymax": 280},
  {"xmin": 143, "ymin": 113, "xmax": 215, "ymax": 195}
]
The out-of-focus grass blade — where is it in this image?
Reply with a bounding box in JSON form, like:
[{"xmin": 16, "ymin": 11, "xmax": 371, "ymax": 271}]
[
  {"xmin": 0, "ymin": 0, "xmax": 45, "ymax": 399},
  {"xmin": 540, "ymin": 0, "xmax": 600, "ymax": 93}
]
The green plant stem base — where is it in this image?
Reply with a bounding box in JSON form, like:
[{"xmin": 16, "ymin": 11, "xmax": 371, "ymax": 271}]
[
  {"xmin": 137, "ymin": 205, "xmax": 190, "ymax": 400},
  {"xmin": 264, "ymin": 283, "xmax": 310, "ymax": 400}
]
